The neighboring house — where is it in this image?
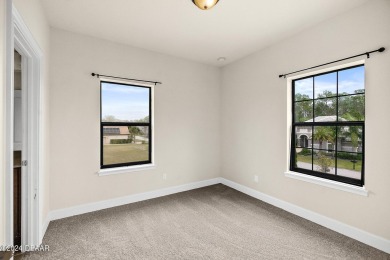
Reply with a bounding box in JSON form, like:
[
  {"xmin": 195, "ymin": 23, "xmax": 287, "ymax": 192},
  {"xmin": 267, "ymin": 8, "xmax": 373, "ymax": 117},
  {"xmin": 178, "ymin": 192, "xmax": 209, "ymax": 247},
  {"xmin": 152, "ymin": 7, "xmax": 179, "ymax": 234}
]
[
  {"xmin": 103, "ymin": 126, "xmax": 130, "ymax": 144},
  {"xmin": 296, "ymin": 116, "xmax": 362, "ymax": 152},
  {"xmin": 103, "ymin": 126, "xmax": 148, "ymax": 144}
]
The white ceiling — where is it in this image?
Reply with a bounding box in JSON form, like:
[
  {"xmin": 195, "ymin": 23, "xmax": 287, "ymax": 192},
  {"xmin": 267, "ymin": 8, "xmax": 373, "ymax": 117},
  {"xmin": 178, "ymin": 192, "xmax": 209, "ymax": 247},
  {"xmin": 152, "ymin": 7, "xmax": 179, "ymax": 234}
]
[{"xmin": 41, "ymin": 0, "xmax": 369, "ymax": 66}]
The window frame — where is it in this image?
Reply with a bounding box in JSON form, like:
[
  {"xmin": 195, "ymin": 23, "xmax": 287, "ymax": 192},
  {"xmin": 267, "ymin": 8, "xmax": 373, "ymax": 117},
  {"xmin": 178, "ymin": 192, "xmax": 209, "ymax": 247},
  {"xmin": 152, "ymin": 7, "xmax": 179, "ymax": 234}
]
[
  {"xmin": 100, "ymin": 80, "xmax": 153, "ymax": 169},
  {"xmin": 290, "ymin": 64, "xmax": 365, "ymax": 187}
]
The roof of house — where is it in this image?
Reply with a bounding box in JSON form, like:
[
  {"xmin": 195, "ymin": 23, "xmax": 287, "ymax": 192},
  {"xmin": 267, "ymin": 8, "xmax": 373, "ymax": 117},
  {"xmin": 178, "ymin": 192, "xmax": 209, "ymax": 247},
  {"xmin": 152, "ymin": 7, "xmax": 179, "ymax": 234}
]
[
  {"xmin": 103, "ymin": 126, "xmax": 129, "ymax": 135},
  {"xmin": 305, "ymin": 116, "xmax": 346, "ymax": 122}
]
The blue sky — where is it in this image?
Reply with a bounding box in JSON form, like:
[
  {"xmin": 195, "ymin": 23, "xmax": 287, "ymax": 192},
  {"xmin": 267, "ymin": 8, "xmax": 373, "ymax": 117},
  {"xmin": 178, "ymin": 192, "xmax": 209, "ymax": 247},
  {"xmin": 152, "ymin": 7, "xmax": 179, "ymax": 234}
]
[
  {"xmin": 102, "ymin": 82, "xmax": 149, "ymax": 121},
  {"xmin": 295, "ymin": 66, "xmax": 364, "ymax": 98}
]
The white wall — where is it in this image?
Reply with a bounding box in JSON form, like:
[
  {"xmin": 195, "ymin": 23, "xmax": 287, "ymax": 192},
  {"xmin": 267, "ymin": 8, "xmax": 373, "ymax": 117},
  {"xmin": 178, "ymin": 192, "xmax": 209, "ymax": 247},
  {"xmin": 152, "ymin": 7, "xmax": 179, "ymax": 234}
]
[
  {"xmin": 221, "ymin": 0, "xmax": 390, "ymax": 240},
  {"xmin": 13, "ymin": 0, "xmax": 51, "ymax": 240},
  {"xmin": 49, "ymin": 29, "xmax": 221, "ymax": 210}
]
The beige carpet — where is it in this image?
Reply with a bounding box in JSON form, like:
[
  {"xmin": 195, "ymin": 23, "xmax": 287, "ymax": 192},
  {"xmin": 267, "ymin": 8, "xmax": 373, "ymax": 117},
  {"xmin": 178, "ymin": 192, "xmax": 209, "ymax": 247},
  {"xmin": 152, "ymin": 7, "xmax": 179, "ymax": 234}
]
[{"xmin": 21, "ymin": 184, "xmax": 389, "ymax": 259}]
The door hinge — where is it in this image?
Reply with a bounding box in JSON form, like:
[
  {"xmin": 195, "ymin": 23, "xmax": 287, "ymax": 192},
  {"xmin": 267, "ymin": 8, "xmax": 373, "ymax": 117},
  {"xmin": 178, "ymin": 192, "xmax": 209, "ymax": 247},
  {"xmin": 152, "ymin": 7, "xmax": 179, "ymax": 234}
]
[{"xmin": 22, "ymin": 160, "xmax": 28, "ymax": 166}]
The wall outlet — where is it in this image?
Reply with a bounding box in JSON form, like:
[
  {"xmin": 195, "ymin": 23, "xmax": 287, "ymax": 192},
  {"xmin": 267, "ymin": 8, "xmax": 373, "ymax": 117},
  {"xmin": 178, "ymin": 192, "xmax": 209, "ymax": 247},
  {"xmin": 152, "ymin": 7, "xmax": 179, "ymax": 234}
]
[
  {"xmin": 163, "ymin": 173, "xmax": 167, "ymax": 180},
  {"xmin": 254, "ymin": 175, "xmax": 259, "ymax": 183}
]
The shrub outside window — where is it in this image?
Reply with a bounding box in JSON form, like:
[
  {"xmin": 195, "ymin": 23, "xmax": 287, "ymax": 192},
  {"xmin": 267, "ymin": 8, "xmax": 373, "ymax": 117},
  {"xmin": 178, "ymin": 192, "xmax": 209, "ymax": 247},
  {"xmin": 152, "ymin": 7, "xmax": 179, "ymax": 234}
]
[{"xmin": 291, "ymin": 65, "xmax": 365, "ymax": 186}]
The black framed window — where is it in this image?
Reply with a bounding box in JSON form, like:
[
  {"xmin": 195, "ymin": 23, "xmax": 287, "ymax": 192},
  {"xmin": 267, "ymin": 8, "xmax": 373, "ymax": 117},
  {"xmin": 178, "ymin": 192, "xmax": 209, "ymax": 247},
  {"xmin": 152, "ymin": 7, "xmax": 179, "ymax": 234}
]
[
  {"xmin": 100, "ymin": 81, "xmax": 152, "ymax": 169},
  {"xmin": 291, "ymin": 65, "xmax": 365, "ymax": 186}
]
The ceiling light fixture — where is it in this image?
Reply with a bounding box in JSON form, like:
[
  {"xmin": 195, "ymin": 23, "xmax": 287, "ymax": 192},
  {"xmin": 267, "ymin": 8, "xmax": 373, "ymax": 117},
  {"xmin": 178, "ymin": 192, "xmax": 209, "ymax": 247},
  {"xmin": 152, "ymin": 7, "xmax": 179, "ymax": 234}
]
[
  {"xmin": 217, "ymin": 57, "xmax": 226, "ymax": 62},
  {"xmin": 192, "ymin": 0, "xmax": 220, "ymax": 10}
]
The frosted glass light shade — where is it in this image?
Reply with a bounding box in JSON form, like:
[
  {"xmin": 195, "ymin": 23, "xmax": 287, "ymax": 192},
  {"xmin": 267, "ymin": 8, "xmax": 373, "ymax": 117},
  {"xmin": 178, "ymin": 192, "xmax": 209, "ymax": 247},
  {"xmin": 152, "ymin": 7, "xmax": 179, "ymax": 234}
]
[{"xmin": 192, "ymin": 0, "xmax": 220, "ymax": 10}]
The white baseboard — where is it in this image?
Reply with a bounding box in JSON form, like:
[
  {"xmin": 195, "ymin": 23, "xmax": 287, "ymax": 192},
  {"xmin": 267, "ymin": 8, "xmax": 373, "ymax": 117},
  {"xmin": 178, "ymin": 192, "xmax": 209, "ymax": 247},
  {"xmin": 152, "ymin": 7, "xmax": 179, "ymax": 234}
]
[
  {"xmin": 42, "ymin": 177, "xmax": 389, "ymax": 254},
  {"xmin": 220, "ymin": 178, "xmax": 390, "ymax": 254},
  {"xmin": 48, "ymin": 178, "xmax": 222, "ymax": 221},
  {"xmin": 40, "ymin": 215, "xmax": 51, "ymax": 244}
]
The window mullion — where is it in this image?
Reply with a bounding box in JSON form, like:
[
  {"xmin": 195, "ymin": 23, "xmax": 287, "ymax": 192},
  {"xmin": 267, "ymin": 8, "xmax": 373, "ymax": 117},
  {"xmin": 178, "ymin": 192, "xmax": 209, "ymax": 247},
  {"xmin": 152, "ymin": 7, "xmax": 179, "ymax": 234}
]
[{"xmin": 312, "ymin": 76, "xmax": 315, "ymax": 171}]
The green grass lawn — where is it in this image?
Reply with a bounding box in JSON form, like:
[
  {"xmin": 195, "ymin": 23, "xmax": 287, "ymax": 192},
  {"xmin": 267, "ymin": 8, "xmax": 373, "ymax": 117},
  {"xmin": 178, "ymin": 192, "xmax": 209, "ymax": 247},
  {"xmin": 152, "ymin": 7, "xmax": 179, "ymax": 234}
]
[
  {"xmin": 103, "ymin": 143, "xmax": 149, "ymax": 165},
  {"xmin": 297, "ymin": 154, "xmax": 361, "ymax": 172}
]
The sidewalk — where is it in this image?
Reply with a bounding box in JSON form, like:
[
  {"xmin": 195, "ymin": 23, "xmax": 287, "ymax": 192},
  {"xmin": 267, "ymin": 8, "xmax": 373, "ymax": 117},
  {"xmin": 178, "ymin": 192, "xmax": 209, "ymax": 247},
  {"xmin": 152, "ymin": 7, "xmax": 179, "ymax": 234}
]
[{"xmin": 297, "ymin": 162, "xmax": 360, "ymax": 180}]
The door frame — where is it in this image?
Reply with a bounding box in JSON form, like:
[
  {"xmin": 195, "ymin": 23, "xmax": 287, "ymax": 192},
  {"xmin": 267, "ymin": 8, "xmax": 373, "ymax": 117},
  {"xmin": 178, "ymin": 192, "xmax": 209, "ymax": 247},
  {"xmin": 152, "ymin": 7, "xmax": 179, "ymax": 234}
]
[{"xmin": 5, "ymin": 4, "xmax": 42, "ymax": 249}]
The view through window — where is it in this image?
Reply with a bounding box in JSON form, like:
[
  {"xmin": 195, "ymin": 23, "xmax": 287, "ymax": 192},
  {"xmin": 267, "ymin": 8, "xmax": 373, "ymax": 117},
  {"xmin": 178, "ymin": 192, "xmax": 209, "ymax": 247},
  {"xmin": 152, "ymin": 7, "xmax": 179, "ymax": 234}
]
[
  {"xmin": 101, "ymin": 81, "xmax": 152, "ymax": 168},
  {"xmin": 291, "ymin": 65, "xmax": 365, "ymax": 186}
]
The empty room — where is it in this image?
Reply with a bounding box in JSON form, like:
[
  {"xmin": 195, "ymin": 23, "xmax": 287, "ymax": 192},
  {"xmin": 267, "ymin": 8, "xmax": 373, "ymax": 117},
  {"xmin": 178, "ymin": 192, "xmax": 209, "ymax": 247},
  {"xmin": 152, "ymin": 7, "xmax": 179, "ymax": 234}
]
[{"xmin": 0, "ymin": 0, "xmax": 390, "ymax": 259}]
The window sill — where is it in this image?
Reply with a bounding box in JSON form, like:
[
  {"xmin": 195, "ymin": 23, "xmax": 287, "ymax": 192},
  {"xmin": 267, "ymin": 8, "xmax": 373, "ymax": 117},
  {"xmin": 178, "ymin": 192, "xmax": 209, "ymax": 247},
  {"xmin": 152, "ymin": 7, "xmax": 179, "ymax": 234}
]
[
  {"xmin": 98, "ymin": 164, "xmax": 156, "ymax": 176},
  {"xmin": 284, "ymin": 171, "xmax": 368, "ymax": 196}
]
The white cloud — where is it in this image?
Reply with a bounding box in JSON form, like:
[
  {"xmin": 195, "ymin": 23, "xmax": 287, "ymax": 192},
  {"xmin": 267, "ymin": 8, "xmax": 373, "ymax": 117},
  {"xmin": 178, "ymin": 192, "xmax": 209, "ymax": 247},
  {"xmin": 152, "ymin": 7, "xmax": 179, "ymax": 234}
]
[
  {"xmin": 103, "ymin": 102, "xmax": 149, "ymax": 121},
  {"xmin": 295, "ymin": 78, "xmax": 312, "ymax": 98},
  {"xmin": 101, "ymin": 83, "xmax": 148, "ymax": 94},
  {"xmin": 339, "ymin": 80, "xmax": 364, "ymax": 94},
  {"xmin": 314, "ymin": 81, "xmax": 336, "ymax": 97}
]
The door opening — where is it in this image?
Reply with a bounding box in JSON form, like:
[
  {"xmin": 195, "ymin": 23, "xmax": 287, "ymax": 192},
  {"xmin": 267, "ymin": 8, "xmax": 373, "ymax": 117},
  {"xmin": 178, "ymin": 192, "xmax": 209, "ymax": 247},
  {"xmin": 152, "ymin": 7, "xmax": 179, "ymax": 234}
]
[{"xmin": 13, "ymin": 50, "xmax": 23, "ymax": 248}]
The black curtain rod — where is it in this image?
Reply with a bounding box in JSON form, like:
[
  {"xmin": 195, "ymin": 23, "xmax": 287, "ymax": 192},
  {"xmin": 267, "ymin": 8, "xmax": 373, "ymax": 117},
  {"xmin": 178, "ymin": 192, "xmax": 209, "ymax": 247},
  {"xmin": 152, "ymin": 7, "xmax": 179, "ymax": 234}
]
[
  {"xmin": 91, "ymin": 73, "xmax": 162, "ymax": 85},
  {"xmin": 279, "ymin": 47, "xmax": 385, "ymax": 78}
]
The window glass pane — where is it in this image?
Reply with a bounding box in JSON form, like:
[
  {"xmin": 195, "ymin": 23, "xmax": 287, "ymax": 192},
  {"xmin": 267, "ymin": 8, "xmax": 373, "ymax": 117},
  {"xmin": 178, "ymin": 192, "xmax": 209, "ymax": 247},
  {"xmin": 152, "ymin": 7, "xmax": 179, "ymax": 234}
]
[
  {"xmin": 295, "ymin": 148, "xmax": 312, "ymax": 171},
  {"xmin": 336, "ymin": 152, "xmax": 362, "ymax": 180},
  {"xmin": 295, "ymin": 100, "xmax": 313, "ymax": 122},
  {"xmin": 337, "ymin": 126, "xmax": 363, "ymax": 153},
  {"xmin": 313, "ymin": 126, "xmax": 336, "ymax": 150},
  {"xmin": 101, "ymin": 82, "xmax": 150, "ymax": 122},
  {"xmin": 338, "ymin": 94, "xmax": 365, "ymax": 121},
  {"xmin": 295, "ymin": 126, "xmax": 312, "ymax": 148},
  {"xmin": 314, "ymin": 72, "xmax": 337, "ymax": 98},
  {"xmin": 313, "ymin": 150, "xmax": 336, "ymax": 174},
  {"xmin": 294, "ymin": 78, "xmax": 313, "ymax": 101},
  {"xmin": 314, "ymin": 98, "xmax": 337, "ymax": 121},
  {"xmin": 339, "ymin": 66, "xmax": 365, "ymax": 95},
  {"xmin": 103, "ymin": 126, "xmax": 149, "ymax": 165}
]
